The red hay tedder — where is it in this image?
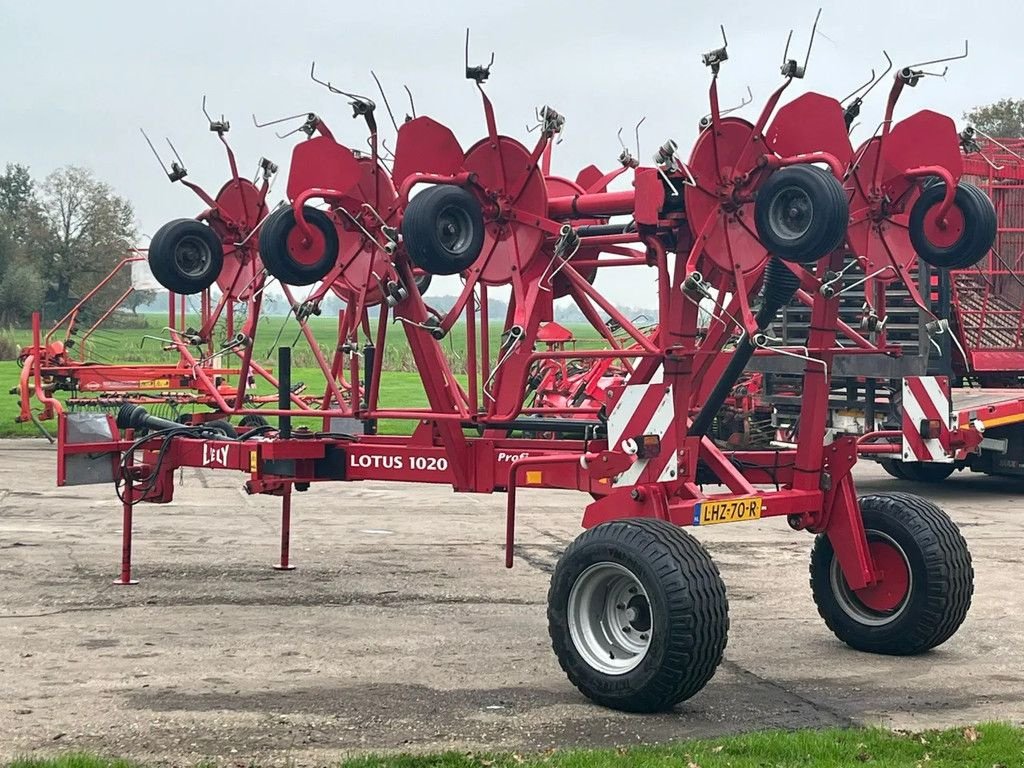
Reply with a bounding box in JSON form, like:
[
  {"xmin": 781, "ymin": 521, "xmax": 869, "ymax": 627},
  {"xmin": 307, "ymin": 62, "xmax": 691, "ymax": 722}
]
[{"xmin": 21, "ymin": 21, "xmax": 1001, "ymax": 712}]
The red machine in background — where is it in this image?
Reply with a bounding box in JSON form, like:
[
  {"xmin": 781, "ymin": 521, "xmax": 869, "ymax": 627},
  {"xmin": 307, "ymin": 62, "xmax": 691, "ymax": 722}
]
[{"xmin": 44, "ymin": 22, "xmax": 993, "ymax": 714}]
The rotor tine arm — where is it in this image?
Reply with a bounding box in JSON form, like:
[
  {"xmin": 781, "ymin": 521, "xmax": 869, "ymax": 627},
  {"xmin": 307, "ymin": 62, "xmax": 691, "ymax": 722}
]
[
  {"xmin": 371, "ymin": 70, "xmax": 400, "ymax": 133},
  {"xmin": 403, "ymin": 85, "xmax": 416, "ymax": 120}
]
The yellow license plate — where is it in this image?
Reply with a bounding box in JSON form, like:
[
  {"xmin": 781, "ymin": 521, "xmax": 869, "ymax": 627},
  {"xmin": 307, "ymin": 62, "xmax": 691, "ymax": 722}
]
[{"xmin": 694, "ymin": 497, "xmax": 762, "ymax": 526}]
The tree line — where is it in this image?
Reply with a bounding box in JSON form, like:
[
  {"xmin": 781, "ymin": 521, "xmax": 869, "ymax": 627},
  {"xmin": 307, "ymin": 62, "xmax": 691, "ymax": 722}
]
[{"xmin": 0, "ymin": 164, "xmax": 143, "ymax": 327}]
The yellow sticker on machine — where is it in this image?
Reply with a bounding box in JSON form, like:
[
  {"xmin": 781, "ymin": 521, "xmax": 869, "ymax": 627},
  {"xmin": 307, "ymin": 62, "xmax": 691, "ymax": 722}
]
[
  {"xmin": 693, "ymin": 497, "xmax": 763, "ymax": 526},
  {"xmin": 138, "ymin": 378, "xmax": 171, "ymax": 388}
]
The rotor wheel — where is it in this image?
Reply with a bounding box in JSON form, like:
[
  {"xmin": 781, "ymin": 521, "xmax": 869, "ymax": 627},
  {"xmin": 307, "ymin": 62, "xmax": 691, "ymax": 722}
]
[
  {"xmin": 810, "ymin": 492, "xmax": 973, "ymax": 655},
  {"xmin": 683, "ymin": 117, "xmax": 770, "ymax": 280},
  {"xmin": 206, "ymin": 177, "xmax": 267, "ymax": 301},
  {"xmin": 462, "ymin": 135, "xmax": 548, "ymax": 285},
  {"xmin": 548, "ymin": 518, "xmax": 728, "ymax": 712},
  {"xmin": 330, "ymin": 157, "xmax": 401, "ymax": 307}
]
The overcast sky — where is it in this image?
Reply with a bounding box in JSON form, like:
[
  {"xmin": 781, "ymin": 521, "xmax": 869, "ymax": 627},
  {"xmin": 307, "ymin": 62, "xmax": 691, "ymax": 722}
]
[{"xmin": 3, "ymin": 0, "xmax": 1022, "ymax": 304}]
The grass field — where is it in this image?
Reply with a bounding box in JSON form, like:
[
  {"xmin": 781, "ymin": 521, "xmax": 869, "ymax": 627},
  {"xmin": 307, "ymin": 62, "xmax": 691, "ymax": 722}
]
[
  {"xmin": 1, "ymin": 313, "xmax": 606, "ymax": 438},
  {"xmin": 6, "ymin": 724, "xmax": 1023, "ymax": 767}
]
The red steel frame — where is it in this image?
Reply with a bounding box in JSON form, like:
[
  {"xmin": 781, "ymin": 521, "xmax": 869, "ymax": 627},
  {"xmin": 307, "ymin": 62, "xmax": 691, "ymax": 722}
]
[{"xmin": 50, "ymin": 43, "xmax": 975, "ymax": 611}]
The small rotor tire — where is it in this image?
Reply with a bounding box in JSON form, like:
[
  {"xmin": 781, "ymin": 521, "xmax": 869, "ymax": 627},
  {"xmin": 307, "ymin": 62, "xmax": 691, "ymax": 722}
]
[
  {"xmin": 148, "ymin": 219, "xmax": 224, "ymax": 295},
  {"xmin": 401, "ymin": 185, "xmax": 486, "ymax": 275},
  {"xmin": 754, "ymin": 165, "xmax": 849, "ymax": 263},
  {"xmin": 548, "ymin": 518, "xmax": 729, "ymax": 712},
  {"xmin": 204, "ymin": 419, "xmax": 238, "ymax": 439},
  {"xmin": 258, "ymin": 205, "xmax": 339, "ymax": 286},
  {"xmin": 908, "ymin": 181, "xmax": 996, "ymax": 271},
  {"xmin": 238, "ymin": 414, "xmax": 270, "ymax": 430},
  {"xmin": 810, "ymin": 492, "xmax": 973, "ymax": 655}
]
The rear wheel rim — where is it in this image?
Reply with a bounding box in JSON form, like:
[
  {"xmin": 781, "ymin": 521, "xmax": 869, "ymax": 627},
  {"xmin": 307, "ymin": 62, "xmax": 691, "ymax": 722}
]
[
  {"xmin": 568, "ymin": 562, "xmax": 652, "ymax": 675},
  {"xmin": 435, "ymin": 204, "xmax": 473, "ymax": 256},
  {"xmin": 173, "ymin": 235, "xmax": 213, "ymax": 278},
  {"xmin": 830, "ymin": 531, "xmax": 912, "ymax": 626},
  {"xmin": 767, "ymin": 186, "xmax": 814, "ymax": 241}
]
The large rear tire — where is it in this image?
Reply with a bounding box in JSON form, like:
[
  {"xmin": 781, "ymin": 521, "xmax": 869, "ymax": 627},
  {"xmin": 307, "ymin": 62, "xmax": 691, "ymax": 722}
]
[
  {"xmin": 548, "ymin": 518, "xmax": 728, "ymax": 712},
  {"xmin": 810, "ymin": 492, "xmax": 973, "ymax": 655}
]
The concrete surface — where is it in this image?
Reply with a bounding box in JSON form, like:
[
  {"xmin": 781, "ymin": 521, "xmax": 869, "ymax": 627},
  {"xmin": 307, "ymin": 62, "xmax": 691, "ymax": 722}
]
[{"xmin": 0, "ymin": 438, "xmax": 1022, "ymax": 765}]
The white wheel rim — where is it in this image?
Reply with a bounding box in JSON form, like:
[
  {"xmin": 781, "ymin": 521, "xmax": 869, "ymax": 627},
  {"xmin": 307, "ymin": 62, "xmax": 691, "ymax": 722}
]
[
  {"xmin": 567, "ymin": 562, "xmax": 652, "ymax": 675},
  {"xmin": 829, "ymin": 530, "xmax": 913, "ymax": 627}
]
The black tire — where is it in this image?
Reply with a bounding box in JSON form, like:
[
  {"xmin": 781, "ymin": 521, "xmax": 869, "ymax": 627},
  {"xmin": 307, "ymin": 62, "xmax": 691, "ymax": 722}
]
[
  {"xmin": 238, "ymin": 414, "xmax": 269, "ymax": 429},
  {"xmin": 909, "ymin": 181, "xmax": 996, "ymax": 271},
  {"xmin": 894, "ymin": 461, "xmax": 955, "ymax": 484},
  {"xmin": 879, "ymin": 458, "xmax": 907, "ymax": 480},
  {"xmin": 548, "ymin": 518, "xmax": 729, "ymax": 712},
  {"xmin": 402, "ymin": 185, "xmax": 485, "ymax": 275},
  {"xmin": 203, "ymin": 419, "xmax": 238, "ymax": 439},
  {"xmin": 258, "ymin": 205, "xmax": 339, "ymax": 286},
  {"xmin": 810, "ymin": 492, "xmax": 973, "ymax": 655},
  {"xmin": 148, "ymin": 219, "xmax": 224, "ymax": 294},
  {"xmin": 414, "ymin": 271, "xmax": 432, "ymax": 296},
  {"xmin": 754, "ymin": 165, "xmax": 849, "ymax": 263}
]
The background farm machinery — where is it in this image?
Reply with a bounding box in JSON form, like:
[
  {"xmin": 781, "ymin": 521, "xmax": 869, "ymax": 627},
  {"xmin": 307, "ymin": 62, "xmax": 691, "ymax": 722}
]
[{"xmin": 28, "ymin": 22, "xmax": 996, "ymax": 713}]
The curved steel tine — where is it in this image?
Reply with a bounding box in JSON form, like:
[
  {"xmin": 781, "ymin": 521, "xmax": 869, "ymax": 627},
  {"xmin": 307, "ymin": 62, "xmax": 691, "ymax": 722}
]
[
  {"xmin": 700, "ymin": 87, "xmax": 750, "ymax": 126},
  {"xmin": 370, "ymin": 70, "xmax": 400, "ymax": 133},
  {"xmin": 840, "ymin": 68, "xmax": 876, "ymax": 106},
  {"xmin": 701, "ymin": 24, "xmax": 728, "ymax": 71},
  {"xmin": 971, "ymin": 127, "xmax": 1024, "ymax": 162},
  {"xmin": 403, "ymin": 85, "xmax": 416, "ymax": 120},
  {"xmin": 202, "ymin": 94, "xmax": 230, "ymax": 134},
  {"xmin": 252, "ymin": 111, "xmax": 309, "ymax": 128},
  {"xmin": 310, "ymin": 62, "xmax": 376, "ymax": 109},
  {"xmin": 140, "ymin": 128, "xmax": 169, "ymax": 174},
  {"xmin": 634, "ymin": 116, "xmax": 646, "ymax": 159},
  {"xmin": 906, "ymin": 39, "xmax": 968, "ymax": 71},
  {"xmin": 465, "ymin": 28, "xmax": 495, "ymax": 82},
  {"xmin": 780, "ymin": 7, "xmax": 821, "ymax": 79}
]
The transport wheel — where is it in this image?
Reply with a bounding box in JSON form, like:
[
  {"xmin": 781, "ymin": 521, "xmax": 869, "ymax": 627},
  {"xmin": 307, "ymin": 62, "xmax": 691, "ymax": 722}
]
[
  {"xmin": 548, "ymin": 518, "xmax": 729, "ymax": 712},
  {"xmin": 893, "ymin": 461, "xmax": 955, "ymax": 483},
  {"xmin": 148, "ymin": 219, "xmax": 224, "ymax": 294},
  {"xmin": 238, "ymin": 414, "xmax": 269, "ymax": 428},
  {"xmin": 878, "ymin": 459, "xmax": 907, "ymax": 480},
  {"xmin": 908, "ymin": 181, "xmax": 996, "ymax": 271},
  {"xmin": 258, "ymin": 205, "xmax": 339, "ymax": 286},
  {"xmin": 401, "ymin": 185, "xmax": 485, "ymax": 275},
  {"xmin": 810, "ymin": 492, "xmax": 973, "ymax": 655},
  {"xmin": 754, "ymin": 165, "xmax": 849, "ymax": 263}
]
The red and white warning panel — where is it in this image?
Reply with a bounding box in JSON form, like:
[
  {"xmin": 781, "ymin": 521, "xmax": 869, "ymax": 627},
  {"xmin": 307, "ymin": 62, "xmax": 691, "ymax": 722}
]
[
  {"xmin": 902, "ymin": 376, "xmax": 953, "ymax": 463},
  {"xmin": 606, "ymin": 383, "xmax": 679, "ymax": 487}
]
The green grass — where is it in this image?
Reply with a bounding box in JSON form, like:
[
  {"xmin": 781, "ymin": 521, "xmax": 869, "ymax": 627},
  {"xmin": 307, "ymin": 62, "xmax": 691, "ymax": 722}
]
[
  {"xmin": 5, "ymin": 309, "xmax": 599, "ymax": 438},
  {"xmin": 6, "ymin": 724, "xmax": 1024, "ymax": 767}
]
